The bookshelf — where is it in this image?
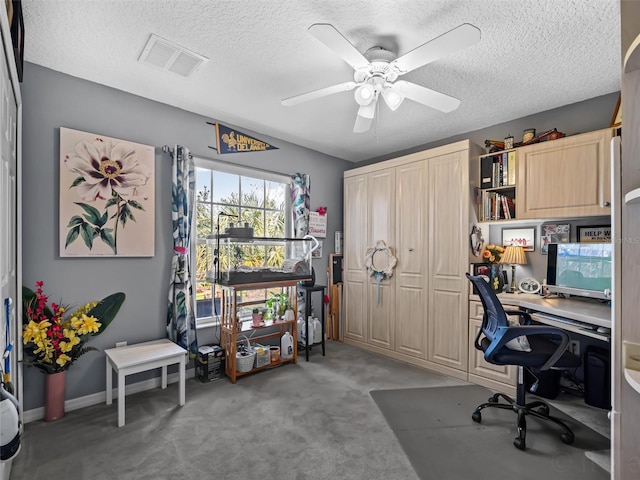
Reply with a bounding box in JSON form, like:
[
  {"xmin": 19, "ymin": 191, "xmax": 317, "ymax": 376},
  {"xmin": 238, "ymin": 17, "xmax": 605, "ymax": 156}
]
[{"xmin": 478, "ymin": 149, "xmax": 517, "ymax": 221}]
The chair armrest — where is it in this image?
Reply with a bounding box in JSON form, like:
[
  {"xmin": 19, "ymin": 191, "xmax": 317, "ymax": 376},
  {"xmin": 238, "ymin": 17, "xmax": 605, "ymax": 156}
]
[
  {"xmin": 485, "ymin": 325, "xmax": 570, "ymax": 370},
  {"xmin": 504, "ymin": 310, "xmax": 532, "ymax": 325}
]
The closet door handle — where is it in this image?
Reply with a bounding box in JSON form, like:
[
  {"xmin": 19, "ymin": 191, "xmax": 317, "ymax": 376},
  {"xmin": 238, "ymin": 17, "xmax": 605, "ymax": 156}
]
[
  {"xmin": 408, "ymin": 248, "xmax": 414, "ymax": 252},
  {"xmin": 602, "ymin": 201, "xmax": 611, "ymax": 207}
]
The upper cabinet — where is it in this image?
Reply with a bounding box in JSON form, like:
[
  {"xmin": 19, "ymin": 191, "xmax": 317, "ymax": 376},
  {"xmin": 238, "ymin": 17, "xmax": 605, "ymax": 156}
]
[{"xmin": 516, "ymin": 128, "xmax": 613, "ymax": 219}]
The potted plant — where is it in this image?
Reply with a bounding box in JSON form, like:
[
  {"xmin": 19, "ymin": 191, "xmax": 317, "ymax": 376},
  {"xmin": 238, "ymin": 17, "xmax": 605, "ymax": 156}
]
[
  {"xmin": 22, "ymin": 281, "xmax": 125, "ymax": 421},
  {"xmin": 252, "ymin": 308, "xmax": 263, "ymax": 327}
]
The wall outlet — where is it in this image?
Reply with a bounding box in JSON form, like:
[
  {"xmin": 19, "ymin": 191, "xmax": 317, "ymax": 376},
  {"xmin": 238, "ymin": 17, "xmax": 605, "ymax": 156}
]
[
  {"xmin": 568, "ymin": 340, "xmax": 580, "ymax": 356},
  {"xmin": 623, "ymin": 341, "xmax": 640, "ymax": 371},
  {"xmin": 115, "ymin": 341, "xmax": 127, "ymax": 348}
]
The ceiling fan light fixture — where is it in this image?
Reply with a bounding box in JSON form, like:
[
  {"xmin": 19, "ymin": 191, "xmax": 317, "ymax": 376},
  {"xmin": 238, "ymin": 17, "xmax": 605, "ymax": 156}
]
[
  {"xmin": 357, "ymin": 100, "xmax": 377, "ymax": 119},
  {"xmin": 382, "ymin": 87, "xmax": 404, "ymax": 111},
  {"xmin": 354, "ymin": 83, "xmax": 376, "ymax": 106}
]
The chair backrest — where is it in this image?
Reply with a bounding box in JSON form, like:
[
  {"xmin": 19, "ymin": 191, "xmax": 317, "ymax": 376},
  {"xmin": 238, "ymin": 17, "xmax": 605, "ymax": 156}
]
[{"xmin": 466, "ymin": 273, "xmax": 510, "ymax": 343}]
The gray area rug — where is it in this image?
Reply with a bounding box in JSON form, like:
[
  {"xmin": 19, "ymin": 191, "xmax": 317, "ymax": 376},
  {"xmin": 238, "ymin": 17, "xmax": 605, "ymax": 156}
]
[{"xmin": 370, "ymin": 385, "xmax": 609, "ymax": 480}]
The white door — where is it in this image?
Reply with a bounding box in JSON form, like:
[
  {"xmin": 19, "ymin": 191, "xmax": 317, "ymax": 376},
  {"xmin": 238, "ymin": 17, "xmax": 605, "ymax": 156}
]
[{"xmin": 0, "ymin": 18, "xmax": 20, "ymax": 405}]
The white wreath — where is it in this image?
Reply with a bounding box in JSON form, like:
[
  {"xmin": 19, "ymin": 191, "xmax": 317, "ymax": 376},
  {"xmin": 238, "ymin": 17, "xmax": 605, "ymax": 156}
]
[
  {"xmin": 365, "ymin": 241, "xmax": 397, "ymax": 305},
  {"xmin": 364, "ymin": 240, "xmax": 397, "ymax": 279}
]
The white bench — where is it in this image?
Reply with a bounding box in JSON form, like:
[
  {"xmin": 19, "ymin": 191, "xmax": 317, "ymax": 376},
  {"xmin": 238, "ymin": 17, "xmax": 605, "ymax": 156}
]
[{"xmin": 105, "ymin": 338, "xmax": 187, "ymax": 427}]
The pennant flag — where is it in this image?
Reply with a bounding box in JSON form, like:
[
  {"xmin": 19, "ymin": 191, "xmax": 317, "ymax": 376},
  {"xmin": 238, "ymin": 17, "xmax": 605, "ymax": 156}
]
[{"xmin": 214, "ymin": 122, "xmax": 278, "ymax": 154}]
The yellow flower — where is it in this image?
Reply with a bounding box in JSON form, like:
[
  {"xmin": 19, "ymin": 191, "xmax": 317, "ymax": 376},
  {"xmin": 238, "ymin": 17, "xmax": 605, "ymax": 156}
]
[
  {"xmin": 22, "ymin": 319, "xmax": 52, "ymax": 343},
  {"xmin": 60, "ymin": 330, "xmax": 81, "ymax": 352},
  {"xmin": 76, "ymin": 314, "xmax": 101, "ymax": 335},
  {"xmin": 56, "ymin": 354, "xmax": 72, "ymax": 367}
]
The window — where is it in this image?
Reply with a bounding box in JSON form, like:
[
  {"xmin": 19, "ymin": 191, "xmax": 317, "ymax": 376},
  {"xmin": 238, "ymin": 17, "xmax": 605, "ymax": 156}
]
[{"xmin": 193, "ymin": 159, "xmax": 291, "ymax": 326}]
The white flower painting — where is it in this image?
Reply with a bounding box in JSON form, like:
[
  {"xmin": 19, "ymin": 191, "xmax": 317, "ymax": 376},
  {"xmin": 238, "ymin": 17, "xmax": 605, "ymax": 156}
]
[{"xmin": 59, "ymin": 128, "xmax": 155, "ymax": 257}]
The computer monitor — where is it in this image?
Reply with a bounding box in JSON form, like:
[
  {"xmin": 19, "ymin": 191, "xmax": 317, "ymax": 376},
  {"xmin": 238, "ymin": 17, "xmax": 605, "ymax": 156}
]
[{"xmin": 546, "ymin": 242, "xmax": 612, "ymax": 300}]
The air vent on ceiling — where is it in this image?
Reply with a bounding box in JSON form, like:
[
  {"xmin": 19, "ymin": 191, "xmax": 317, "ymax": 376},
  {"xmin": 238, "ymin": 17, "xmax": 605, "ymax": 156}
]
[{"xmin": 138, "ymin": 34, "xmax": 208, "ymax": 78}]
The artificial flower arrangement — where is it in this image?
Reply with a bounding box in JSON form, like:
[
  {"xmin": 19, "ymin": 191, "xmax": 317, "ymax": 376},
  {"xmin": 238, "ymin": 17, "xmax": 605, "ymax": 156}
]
[
  {"xmin": 22, "ymin": 281, "xmax": 125, "ymax": 374},
  {"xmin": 482, "ymin": 244, "xmax": 505, "ymax": 264}
]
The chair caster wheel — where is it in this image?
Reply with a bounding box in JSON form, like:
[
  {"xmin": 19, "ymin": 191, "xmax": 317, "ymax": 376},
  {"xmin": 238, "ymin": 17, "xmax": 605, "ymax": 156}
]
[
  {"xmin": 513, "ymin": 437, "xmax": 526, "ymax": 450},
  {"xmin": 561, "ymin": 432, "xmax": 574, "ymax": 444},
  {"xmin": 472, "ymin": 411, "xmax": 482, "ymax": 423},
  {"xmin": 538, "ymin": 405, "xmax": 549, "ymax": 416},
  {"xmin": 488, "ymin": 395, "xmax": 499, "ymax": 403}
]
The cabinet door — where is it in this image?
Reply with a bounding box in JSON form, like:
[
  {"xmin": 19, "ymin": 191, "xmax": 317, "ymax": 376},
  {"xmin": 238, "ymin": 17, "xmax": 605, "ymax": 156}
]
[
  {"xmin": 343, "ymin": 174, "xmax": 368, "ymax": 342},
  {"xmin": 427, "ymin": 150, "xmax": 469, "ymax": 370},
  {"xmin": 395, "ymin": 160, "xmax": 427, "ymax": 358},
  {"xmin": 517, "ymin": 129, "xmax": 613, "ymax": 219},
  {"xmin": 468, "ymin": 302, "xmax": 516, "ymax": 385},
  {"xmin": 367, "ymin": 168, "xmax": 395, "ymax": 350}
]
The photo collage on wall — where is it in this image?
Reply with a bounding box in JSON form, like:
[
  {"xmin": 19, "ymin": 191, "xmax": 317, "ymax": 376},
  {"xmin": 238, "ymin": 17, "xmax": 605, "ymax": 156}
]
[{"xmin": 540, "ymin": 223, "xmax": 570, "ymax": 255}]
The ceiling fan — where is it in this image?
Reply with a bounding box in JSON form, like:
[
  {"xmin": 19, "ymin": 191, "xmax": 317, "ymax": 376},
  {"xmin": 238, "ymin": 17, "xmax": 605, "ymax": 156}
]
[{"xmin": 282, "ymin": 23, "xmax": 481, "ymax": 133}]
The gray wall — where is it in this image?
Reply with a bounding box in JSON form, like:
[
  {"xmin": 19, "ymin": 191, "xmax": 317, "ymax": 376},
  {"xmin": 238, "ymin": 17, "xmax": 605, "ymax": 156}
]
[{"xmin": 20, "ymin": 62, "xmax": 351, "ymax": 410}]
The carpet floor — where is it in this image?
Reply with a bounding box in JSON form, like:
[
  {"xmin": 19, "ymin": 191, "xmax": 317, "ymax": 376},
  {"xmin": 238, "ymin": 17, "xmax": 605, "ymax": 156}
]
[
  {"xmin": 370, "ymin": 385, "xmax": 610, "ymax": 480},
  {"xmin": 10, "ymin": 341, "xmax": 467, "ymax": 480}
]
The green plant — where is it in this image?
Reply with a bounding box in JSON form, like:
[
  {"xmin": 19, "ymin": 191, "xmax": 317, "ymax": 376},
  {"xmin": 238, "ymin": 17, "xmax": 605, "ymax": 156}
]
[{"xmin": 272, "ymin": 292, "xmax": 290, "ymax": 316}]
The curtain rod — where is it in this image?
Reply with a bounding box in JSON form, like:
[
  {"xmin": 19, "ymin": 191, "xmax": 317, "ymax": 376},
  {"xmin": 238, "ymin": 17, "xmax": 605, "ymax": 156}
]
[
  {"xmin": 161, "ymin": 145, "xmax": 192, "ymax": 159},
  {"xmin": 163, "ymin": 145, "xmax": 295, "ymax": 182}
]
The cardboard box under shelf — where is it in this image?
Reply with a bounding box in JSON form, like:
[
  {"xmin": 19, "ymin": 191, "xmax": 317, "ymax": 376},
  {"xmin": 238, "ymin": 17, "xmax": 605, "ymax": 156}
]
[{"xmin": 196, "ymin": 345, "xmax": 225, "ymax": 382}]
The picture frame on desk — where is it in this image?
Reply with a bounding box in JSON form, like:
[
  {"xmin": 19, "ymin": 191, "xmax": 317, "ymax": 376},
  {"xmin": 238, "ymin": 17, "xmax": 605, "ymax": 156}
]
[
  {"xmin": 470, "ymin": 263, "xmax": 506, "ymax": 294},
  {"xmin": 577, "ymin": 225, "xmax": 611, "ymax": 243}
]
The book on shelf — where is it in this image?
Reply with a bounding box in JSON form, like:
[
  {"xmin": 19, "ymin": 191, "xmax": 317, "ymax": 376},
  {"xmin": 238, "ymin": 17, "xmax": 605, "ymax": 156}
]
[
  {"xmin": 481, "ymin": 191, "xmax": 516, "ymax": 221},
  {"xmin": 507, "ymin": 151, "xmax": 516, "ymax": 186},
  {"xmin": 480, "ymin": 151, "xmax": 516, "ymax": 189}
]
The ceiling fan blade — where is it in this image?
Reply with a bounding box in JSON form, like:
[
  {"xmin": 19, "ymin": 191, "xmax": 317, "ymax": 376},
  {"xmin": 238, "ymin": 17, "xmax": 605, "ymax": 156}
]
[
  {"xmin": 392, "ymin": 80, "xmax": 460, "ymax": 113},
  {"xmin": 390, "ymin": 23, "xmax": 481, "ymax": 75},
  {"xmin": 308, "ymin": 23, "xmax": 371, "ymax": 70},
  {"xmin": 281, "ymin": 81, "xmax": 357, "ymax": 106}
]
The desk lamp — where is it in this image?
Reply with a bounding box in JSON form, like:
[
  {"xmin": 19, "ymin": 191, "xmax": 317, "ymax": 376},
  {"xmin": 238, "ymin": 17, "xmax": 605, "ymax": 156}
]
[{"xmin": 500, "ymin": 245, "xmax": 527, "ymax": 293}]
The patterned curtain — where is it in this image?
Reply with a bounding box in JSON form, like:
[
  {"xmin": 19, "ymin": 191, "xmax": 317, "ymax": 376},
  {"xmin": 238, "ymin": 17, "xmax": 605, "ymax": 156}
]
[
  {"xmin": 167, "ymin": 145, "xmax": 198, "ymax": 357},
  {"xmin": 290, "ymin": 173, "xmax": 310, "ymax": 238}
]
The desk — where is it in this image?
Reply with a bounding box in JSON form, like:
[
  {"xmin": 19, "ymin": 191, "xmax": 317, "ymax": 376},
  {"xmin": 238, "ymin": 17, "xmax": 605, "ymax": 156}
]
[
  {"xmin": 105, "ymin": 339, "xmax": 187, "ymax": 427},
  {"xmin": 496, "ymin": 293, "xmax": 611, "ymax": 342},
  {"xmin": 298, "ymin": 285, "xmax": 326, "ymax": 361}
]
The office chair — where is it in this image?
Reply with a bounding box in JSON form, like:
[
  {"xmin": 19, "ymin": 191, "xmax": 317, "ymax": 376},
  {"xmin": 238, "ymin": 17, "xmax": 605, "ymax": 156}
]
[{"xmin": 466, "ymin": 273, "xmax": 581, "ymax": 450}]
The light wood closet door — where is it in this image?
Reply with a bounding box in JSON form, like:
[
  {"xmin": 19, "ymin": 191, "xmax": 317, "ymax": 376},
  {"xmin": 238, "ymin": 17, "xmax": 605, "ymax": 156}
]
[
  {"xmin": 395, "ymin": 160, "xmax": 427, "ymax": 358},
  {"xmin": 427, "ymin": 150, "xmax": 469, "ymax": 371},
  {"xmin": 367, "ymin": 168, "xmax": 395, "ymax": 350},
  {"xmin": 517, "ymin": 128, "xmax": 612, "ymax": 219},
  {"xmin": 343, "ymin": 174, "xmax": 368, "ymax": 342}
]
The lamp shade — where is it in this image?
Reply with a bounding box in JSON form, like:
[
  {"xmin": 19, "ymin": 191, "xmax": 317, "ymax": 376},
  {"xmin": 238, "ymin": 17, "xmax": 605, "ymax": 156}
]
[{"xmin": 500, "ymin": 245, "xmax": 527, "ymax": 265}]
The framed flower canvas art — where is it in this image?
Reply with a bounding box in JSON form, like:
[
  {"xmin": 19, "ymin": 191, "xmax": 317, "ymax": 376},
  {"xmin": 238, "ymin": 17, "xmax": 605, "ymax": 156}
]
[{"xmin": 59, "ymin": 128, "xmax": 155, "ymax": 257}]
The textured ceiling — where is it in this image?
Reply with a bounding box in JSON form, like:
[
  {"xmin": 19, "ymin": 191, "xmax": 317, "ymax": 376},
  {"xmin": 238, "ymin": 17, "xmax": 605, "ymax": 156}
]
[{"xmin": 21, "ymin": 0, "xmax": 621, "ymax": 163}]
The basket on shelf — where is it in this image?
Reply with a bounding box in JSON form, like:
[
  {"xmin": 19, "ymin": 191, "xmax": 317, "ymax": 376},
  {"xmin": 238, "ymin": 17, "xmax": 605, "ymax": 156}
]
[
  {"xmin": 236, "ymin": 336, "xmax": 256, "ymax": 373},
  {"xmin": 254, "ymin": 344, "xmax": 270, "ymax": 368}
]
